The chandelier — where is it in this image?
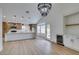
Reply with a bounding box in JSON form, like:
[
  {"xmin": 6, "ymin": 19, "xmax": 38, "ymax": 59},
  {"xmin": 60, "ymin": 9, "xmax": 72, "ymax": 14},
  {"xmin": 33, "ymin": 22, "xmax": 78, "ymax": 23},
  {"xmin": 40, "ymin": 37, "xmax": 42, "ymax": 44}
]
[{"xmin": 38, "ymin": 3, "xmax": 52, "ymax": 16}]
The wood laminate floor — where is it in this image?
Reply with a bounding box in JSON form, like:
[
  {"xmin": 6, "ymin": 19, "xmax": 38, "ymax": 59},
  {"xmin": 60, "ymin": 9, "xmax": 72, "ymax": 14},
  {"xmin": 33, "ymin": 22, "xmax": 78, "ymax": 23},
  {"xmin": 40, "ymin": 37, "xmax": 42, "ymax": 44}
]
[{"xmin": 0, "ymin": 37, "xmax": 79, "ymax": 55}]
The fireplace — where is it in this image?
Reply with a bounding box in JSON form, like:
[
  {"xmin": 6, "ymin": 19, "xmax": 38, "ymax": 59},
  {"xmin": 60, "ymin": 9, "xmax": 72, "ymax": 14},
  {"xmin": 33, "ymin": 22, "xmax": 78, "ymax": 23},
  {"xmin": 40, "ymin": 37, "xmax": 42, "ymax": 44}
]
[{"xmin": 57, "ymin": 35, "xmax": 64, "ymax": 46}]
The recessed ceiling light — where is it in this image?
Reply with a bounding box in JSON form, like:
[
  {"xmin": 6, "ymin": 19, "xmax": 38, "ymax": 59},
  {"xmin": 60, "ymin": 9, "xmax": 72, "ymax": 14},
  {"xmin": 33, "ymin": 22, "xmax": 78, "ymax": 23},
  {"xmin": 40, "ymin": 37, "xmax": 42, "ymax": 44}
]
[{"xmin": 26, "ymin": 11, "xmax": 29, "ymax": 13}]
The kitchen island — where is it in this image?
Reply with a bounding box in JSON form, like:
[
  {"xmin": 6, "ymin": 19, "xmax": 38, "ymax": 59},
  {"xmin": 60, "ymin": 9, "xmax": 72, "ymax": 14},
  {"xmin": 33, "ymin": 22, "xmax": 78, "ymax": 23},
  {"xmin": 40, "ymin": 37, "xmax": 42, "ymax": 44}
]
[{"xmin": 5, "ymin": 32, "xmax": 36, "ymax": 41}]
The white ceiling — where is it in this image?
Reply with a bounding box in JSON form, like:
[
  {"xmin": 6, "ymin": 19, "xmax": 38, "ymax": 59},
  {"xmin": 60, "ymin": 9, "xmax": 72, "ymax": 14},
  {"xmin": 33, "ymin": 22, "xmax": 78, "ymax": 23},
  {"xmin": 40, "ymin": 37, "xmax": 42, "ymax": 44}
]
[{"xmin": 0, "ymin": 3, "xmax": 42, "ymax": 24}]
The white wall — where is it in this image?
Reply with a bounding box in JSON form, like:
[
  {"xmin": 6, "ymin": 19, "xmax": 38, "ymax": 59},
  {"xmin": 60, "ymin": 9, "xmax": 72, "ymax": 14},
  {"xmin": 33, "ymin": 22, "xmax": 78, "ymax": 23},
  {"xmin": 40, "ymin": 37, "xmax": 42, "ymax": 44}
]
[
  {"xmin": 64, "ymin": 11, "xmax": 79, "ymax": 51},
  {"xmin": 65, "ymin": 13, "xmax": 79, "ymax": 35},
  {"xmin": 0, "ymin": 8, "xmax": 2, "ymax": 51},
  {"xmin": 38, "ymin": 4, "xmax": 64, "ymax": 43},
  {"xmin": 63, "ymin": 4, "xmax": 79, "ymax": 51},
  {"xmin": 65, "ymin": 13, "xmax": 79, "ymax": 24}
]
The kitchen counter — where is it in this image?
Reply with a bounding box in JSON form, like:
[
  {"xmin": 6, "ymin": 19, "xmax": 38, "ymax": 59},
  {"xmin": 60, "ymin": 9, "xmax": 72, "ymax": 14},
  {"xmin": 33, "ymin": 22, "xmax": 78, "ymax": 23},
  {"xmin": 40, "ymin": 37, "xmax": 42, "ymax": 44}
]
[
  {"xmin": 5, "ymin": 32, "xmax": 36, "ymax": 41},
  {"xmin": 7, "ymin": 32, "xmax": 35, "ymax": 34}
]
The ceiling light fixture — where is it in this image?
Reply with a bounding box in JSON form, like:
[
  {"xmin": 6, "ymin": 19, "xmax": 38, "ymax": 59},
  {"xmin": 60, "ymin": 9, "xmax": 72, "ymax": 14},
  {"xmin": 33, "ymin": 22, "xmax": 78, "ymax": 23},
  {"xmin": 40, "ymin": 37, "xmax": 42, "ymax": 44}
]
[
  {"xmin": 26, "ymin": 11, "xmax": 29, "ymax": 13},
  {"xmin": 38, "ymin": 3, "xmax": 52, "ymax": 16}
]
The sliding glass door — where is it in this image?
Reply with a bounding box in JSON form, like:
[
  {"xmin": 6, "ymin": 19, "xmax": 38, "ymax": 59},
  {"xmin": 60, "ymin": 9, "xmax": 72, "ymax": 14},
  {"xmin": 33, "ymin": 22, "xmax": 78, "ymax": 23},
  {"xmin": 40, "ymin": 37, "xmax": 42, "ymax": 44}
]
[
  {"xmin": 40, "ymin": 25, "xmax": 45, "ymax": 36},
  {"xmin": 37, "ymin": 23, "xmax": 51, "ymax": 40},
  {"xmin": 47, "ymin": 24, "xmax": 50, "ymax": 39},
  {"xmin": 37, "ymin": 25, "xmax": 41, "ymax": 34}
]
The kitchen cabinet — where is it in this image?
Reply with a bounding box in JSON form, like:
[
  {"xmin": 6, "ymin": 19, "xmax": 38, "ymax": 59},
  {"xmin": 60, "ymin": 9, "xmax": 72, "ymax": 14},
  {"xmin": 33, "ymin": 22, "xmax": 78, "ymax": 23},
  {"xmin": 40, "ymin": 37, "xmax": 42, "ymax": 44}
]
[
  {"xmin": 63, "ymin": 35, "xmax": 79, "ymax": 51},
  {"xmin": 73, "ymin": 38, "xmax": 79, "ymax": 51}
]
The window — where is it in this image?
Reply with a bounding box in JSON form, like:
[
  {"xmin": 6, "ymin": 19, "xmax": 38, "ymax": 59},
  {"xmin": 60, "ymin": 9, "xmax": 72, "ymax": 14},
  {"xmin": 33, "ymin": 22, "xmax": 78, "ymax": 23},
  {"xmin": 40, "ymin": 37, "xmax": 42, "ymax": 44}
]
[
  {"xmin": 22, "ymin": 25, "xmax": 26, "ymax": 32},
  {"xmin": 47, "ymin": 24, "xmax": 50, "ymax": 39},
  {"xmin": 37, "ymin": 23, "xmax": 51, "ymax": 39},
  {"xmin": 37, "ymin": 25, "xmax": 41, "ymax": 33},
  {"xmin": 40, "ymin": 25, "xmax": 45, "ymax": 34},
  {"xmin": 22, "ymin": 25, "xmax": 30, "ymax": 32},
  {"xmin": 37, "ymin": 23, "xmax": 45, "ymax": 34}
]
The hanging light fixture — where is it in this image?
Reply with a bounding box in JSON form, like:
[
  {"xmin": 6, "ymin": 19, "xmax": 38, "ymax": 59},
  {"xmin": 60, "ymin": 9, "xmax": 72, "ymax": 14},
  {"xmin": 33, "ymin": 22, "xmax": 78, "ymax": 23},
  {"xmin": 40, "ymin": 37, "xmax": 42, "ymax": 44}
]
[{"xmin": 38, "ymin": 3, "xmax": 52, "ymax": 16}]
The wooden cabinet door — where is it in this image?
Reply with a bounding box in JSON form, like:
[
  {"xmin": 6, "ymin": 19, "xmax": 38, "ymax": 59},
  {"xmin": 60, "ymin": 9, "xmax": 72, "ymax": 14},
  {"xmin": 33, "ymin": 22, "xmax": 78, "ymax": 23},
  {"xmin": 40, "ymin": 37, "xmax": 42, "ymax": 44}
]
[{"xmin": 3, "ymin": 22, "xmax": 9, "ymax": 38}]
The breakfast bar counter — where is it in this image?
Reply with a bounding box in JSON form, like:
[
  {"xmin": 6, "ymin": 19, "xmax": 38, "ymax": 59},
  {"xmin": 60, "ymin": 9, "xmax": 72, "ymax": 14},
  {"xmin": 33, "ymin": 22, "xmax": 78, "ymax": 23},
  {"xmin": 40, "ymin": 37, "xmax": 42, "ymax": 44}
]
[{"xmin": 5, "ymin": 32, "xmax": 36, "ymax": 41}]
